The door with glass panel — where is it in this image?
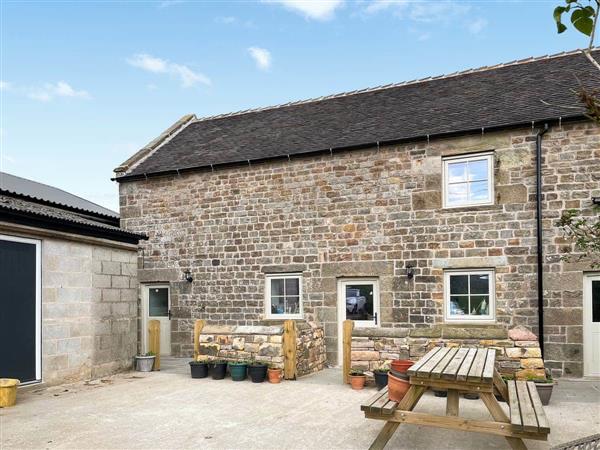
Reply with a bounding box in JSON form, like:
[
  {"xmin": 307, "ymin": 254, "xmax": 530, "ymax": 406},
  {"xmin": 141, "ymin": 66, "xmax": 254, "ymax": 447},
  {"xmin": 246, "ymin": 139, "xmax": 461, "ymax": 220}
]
[
  {"xmin": 143, "ymin": 285, "xmax": 171, "ymax": 355},
  {"xmin": 338, "ymin": 279, "xmax": 379, "ymax": 364},
  {"xmin": 584, "ymin": 275, "xmax": 600, "ymax": 376}
]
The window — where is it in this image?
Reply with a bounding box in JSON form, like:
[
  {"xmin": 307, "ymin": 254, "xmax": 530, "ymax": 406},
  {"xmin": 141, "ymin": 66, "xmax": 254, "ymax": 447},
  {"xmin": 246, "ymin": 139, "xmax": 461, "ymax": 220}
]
[
  {"xmin": 443, "ymin": 153, "xmax": 493, "ymax": 208},
  {"xmin": 444, "ymin": 270, "xmax": 495, "ymax": 322},
  {"xmin": 265, "ymin": 274, "xmax": 302, "ymax": 319}
]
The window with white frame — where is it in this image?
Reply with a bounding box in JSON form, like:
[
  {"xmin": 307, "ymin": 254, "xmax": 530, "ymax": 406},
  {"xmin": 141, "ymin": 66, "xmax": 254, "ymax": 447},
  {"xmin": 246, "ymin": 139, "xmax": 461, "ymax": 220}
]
[
  {"xmin": 444, "ymin": 270, "xmax": 495, "ymax": 322},
  {"xmin": 265, "ymin": 274, "xmax": 302, "ymax": 319},
  {"xmin": 443, "ymin": 153, "xmax": 494, "ymax": 208}
]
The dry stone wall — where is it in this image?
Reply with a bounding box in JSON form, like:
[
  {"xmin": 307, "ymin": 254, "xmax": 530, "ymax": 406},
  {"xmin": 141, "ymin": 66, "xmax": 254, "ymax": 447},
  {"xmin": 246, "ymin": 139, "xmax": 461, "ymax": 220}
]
[{"xmin": 120, "ymin": 120, "xmax": 600, "ymax": 376}]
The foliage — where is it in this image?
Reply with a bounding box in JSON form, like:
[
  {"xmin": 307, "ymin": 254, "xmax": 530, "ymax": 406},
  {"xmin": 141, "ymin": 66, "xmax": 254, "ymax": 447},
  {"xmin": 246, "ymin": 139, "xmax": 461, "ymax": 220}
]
[
  {"xmin": 557, "ymin": 208, "xmax": 600, "ymax": 268},
  {"xmin": 373, "ymin": 368, "xmax": 390, "ymax": 374},
  {"xmin": 554, "ymin": 0, "xmax": 599, "ymax": 36},
  {"xmin": 139, "ymin": 351, "xmax": 155, "ymax": 357},
  {"xmin": 349, "ymin": 368, "xmax": 365, "ymax": 376},
  {"xmin": 228, "ymin": 360, "xmax": 249, "ymax": 366}
]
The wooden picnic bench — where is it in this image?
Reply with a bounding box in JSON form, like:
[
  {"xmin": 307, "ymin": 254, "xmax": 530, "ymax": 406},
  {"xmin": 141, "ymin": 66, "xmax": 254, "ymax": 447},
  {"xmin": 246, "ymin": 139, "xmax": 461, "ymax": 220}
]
[{"xmin": 361, "ymin": 347, "xmax": 550, "ymax": 450}]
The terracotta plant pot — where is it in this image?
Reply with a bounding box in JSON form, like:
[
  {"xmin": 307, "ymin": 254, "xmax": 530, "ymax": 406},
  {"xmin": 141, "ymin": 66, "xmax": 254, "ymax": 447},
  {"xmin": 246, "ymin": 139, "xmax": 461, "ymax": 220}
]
[
  {"xmin": 268, "ymin": 368, "xmax": 282, "ymax": 384},
  {"xmin": 391, "ymin": 359, "xmax": 414, "ymax": 374},
  {"xmin": 349, "ymin": 374, "xmax": 367, "ymax": 390},
  {"xmin": 388, "ymin": 372, "xmax": 410, "ymax": 402}
]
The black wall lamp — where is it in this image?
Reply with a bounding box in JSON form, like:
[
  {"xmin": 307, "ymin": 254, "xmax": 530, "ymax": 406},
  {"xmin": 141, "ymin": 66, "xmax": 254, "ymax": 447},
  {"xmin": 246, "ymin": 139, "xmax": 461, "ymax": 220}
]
[
  {"xmin": 406, "ymin": 265, "xmax": 414, "ymax": 280},
  {"xmin": 184, "ymin": 270, "xmax": 193, "ymax": 283}
]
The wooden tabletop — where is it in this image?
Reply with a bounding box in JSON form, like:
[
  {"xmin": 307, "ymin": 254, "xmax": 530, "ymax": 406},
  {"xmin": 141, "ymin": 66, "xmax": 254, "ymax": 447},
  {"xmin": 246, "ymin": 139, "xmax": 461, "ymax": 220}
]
[{"xmin": 407, "ymin": 347, "xmax": 496, "ymax": 384}]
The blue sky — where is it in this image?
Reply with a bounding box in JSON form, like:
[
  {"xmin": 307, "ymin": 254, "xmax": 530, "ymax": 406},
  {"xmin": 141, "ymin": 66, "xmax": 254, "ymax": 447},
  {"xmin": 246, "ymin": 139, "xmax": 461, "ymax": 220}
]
[{"xmin": 0, "ymin": 0, "xmax": 589, "ymax": 212}]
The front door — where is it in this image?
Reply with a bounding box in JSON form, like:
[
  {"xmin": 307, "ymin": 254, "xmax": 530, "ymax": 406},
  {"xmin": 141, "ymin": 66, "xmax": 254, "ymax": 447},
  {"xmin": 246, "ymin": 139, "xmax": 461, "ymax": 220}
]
[
  {"xmin": 142, "ymin": 285, "xmax": 171, "ymax": 356},
  {"xmin": 583, "ymin": 274, "xmax": 600, "ymax": 377},
  {"xmin": 338, "ymin": 278, "xmax": 379, "ymax": 364},
  {"xmin": 0, "ymin": 235, "xmax": 41, "ymax": 383}
]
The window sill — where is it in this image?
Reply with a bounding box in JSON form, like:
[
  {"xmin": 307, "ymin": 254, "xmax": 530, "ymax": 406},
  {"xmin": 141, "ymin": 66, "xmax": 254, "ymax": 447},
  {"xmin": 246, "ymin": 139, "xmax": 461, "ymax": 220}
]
[
  {"xmin": 441, "ymin": 202, "xmax": 498, "ymax": 212},
  {"xmin": 265, "ymin": 315, "xmax": 303, "ymax": 321}
]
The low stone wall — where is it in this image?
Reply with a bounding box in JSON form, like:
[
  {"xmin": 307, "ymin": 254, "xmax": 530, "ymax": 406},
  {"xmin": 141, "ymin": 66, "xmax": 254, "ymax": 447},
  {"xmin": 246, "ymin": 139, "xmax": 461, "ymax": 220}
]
[
  {"xmin": 198, "ymin": 321, "xmax": 326, "ymax": 377},
  {"xmin": 296, "ymin": 321, "xmax": 327, "ymax": 377},
  {"xmin": 351, "ymin": 325, "xmax": 544, "ymax": 380}
]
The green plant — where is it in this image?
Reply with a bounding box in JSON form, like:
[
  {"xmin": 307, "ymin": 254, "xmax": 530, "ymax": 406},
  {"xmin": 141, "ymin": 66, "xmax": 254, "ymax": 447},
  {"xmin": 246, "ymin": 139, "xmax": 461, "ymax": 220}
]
[
  {"xmin": 140, "ymin": 351, "xmax": 155, "ymax": 357},
  {"xmin": 557, "ymin": 208, "xmax": 600, "ymax": 268},
  {"xmin": 502, "ymin": 374, "xmax": 515, "ymax": 381},
  {"xmin": 349, "ymin": 368, "xmax": 365, "ymax": 376},
  {"xmin": 373, "ymin": 368, "xmax": 390, "ymax": 374},
  {"xmin": 228, "ymin": 360, "xmax": 248, "ymax": 366}
]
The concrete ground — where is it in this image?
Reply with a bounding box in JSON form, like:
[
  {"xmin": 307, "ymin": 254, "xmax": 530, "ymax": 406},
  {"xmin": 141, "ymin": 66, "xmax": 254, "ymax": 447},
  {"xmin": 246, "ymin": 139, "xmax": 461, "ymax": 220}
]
[{"xmin": 1, "ymin": 358, "xmax": 599, "ymax": 450}]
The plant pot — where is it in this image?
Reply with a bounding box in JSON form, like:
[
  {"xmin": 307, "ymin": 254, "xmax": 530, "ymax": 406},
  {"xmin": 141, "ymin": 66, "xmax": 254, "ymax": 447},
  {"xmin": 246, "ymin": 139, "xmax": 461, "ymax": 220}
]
[
  {"xmin": 0, "ymin": 379, "xmax": 19, "ymax": 408},
  {"xmin": 268, "ymin": 368, "xmax": 282, "ymax": 384},
  {"xmin": 212, "ymin": 362, "xmax": 227, "ymax": 380},
  {"xmin": 373, "ymin": 371, "xmax": 389, "ymax": 390},
  {"xmin": 135, "ymin": 355, "xmax": 155, "ymax": 372},
  {"xmin": 189, "ymin": 361, "xmax": 209, "ymax": 378},
  {"xmin": 433, "ymin": 389, "xmax": 447, "ymax": 397},
  {"xmin": 349, "ymin": 375, "xmax": 367, "ymax": 390},
  {"xmin": 535, "ymin": 382, "xmax": 554, "ymax": 406},
  {"xmin": 391, "ymin": 359, "xmax": 414, "ymax": 374},
  {"xmin": 229, "ymin": 363, "xmax": 247, "ymax": 381},
  {"xmin": 388, "ymin": 373, "xmax": 410, "ymax": 402},
  {"xmin": 390, "ymin": 368, "xmax": 409, "ymax": 380},
  {"xmin": 248, "ymin": 364, "xmax": 268, "ymax": 383},
  {"xmin": 463, "ymin": 392, "xmax": 479, "ymax": 400}
]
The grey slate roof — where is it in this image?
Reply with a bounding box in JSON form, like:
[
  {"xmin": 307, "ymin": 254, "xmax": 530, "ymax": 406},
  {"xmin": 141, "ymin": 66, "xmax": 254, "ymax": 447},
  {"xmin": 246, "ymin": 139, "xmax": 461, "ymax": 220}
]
[
  {"xmin": 0, "ymin": 171, "xmax": 118, "ymax": 218},
  {"xmin": 118, "ymin": 49, "xmax": 600, "ymax": 181}
]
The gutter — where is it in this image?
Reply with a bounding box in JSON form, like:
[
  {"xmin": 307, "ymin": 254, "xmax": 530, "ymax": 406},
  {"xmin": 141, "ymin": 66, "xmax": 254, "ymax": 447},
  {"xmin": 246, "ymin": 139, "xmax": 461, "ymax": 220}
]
[{"xmin": 536, "ymin": 123, "xmax": 549, "ymax": 358}]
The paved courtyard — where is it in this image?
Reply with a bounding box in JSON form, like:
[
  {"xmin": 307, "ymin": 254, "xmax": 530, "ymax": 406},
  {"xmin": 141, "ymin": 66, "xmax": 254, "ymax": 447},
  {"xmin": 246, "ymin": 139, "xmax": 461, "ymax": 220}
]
[{"xmin": 2, "ymin": 358, "xmax": 599, "ymax": 449}]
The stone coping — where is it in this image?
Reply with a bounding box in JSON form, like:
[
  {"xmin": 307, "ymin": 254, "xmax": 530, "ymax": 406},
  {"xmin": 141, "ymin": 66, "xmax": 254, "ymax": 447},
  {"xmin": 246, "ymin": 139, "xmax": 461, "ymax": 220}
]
[
  {"xmin": 201, "ymin": 325, "xmax": 283, "ymax": 335},
  {"xmin": 353, "ymin": 325, "xmax": 508, "ymax": 340}
]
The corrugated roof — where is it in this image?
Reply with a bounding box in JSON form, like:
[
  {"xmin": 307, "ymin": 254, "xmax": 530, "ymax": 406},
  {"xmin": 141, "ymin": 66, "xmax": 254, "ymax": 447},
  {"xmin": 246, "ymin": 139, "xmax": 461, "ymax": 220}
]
[
  {"xmin": 0, "ymin": 171, "xmax": 118, "ymax": 218},
  {"xmin": 117, "ymin": 48, "xmax": 600, "ymax": 181}
]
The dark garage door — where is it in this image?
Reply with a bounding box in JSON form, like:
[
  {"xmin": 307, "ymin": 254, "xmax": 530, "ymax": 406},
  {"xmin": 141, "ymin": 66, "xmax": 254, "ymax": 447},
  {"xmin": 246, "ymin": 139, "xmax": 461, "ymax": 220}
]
[{"xmin": 0, "ymin": 236, "xmax": 39, "ymax": 383}]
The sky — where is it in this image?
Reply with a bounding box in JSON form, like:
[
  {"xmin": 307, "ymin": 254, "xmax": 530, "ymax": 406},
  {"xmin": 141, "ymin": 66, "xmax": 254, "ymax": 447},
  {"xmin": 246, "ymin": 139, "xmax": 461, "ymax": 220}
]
[{"xmin": 0, "ymin": 0, "xmax": 591, "ymax": 212}]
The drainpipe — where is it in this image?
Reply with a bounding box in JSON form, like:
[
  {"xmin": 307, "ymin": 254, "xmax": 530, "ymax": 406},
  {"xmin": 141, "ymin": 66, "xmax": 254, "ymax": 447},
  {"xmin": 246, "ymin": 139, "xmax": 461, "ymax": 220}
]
[{"xmin": 536, "ymin": 123, "xmax": 549, "ymax": 358}]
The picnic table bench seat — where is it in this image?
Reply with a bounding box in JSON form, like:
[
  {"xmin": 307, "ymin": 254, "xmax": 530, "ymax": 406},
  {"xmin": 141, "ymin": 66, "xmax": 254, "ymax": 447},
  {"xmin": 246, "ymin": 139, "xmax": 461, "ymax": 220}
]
[{"xmin": 506, "ymin": 380, "xmax": 550, "ymax": 436}]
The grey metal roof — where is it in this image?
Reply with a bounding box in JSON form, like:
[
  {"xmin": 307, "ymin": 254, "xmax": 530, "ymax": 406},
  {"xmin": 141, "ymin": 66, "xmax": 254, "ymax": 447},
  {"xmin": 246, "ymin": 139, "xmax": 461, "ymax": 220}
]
[
  {"xmin": 0, "ymin": 171, "xmax": 118, "ymax": 218},
  {"xmin": 117, "ymin": 48, "xmax": 600, "ymax": 181}
]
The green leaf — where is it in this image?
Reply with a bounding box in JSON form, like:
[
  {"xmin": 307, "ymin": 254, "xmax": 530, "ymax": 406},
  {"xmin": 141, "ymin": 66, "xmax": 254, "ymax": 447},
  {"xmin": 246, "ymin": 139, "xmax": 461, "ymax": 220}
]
[
  {"xmin": 554, "ymin": 5, "xmax": 566, "ymax": 21},
  {"xmin": 557, "ymin": 21, "xmax": 568, "ymax": 33},
  {"xmin": 571, "ymin": 8, "xmax": 594, "ymax": 35}
]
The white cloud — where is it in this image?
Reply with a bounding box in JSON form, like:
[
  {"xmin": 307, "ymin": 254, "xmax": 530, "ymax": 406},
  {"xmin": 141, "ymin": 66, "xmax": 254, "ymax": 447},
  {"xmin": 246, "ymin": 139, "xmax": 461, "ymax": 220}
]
[
  {"xmin": 248, "ymin": 47, "xmax": 272, "ymax": 71},
  {"xmin": 127, "ymin": 53, "xmax": 211, "ymax": 87},
  {"xmin": 468, "ymin": 17, "xmax": 488, "ymax": 34},
  {"xmin": 0, "ymin": 80, "xmax": 11, "ymax": 91},
  {"xmin": 263, "ymin": 0, "xmax": 344, "ymax": 21},
  {"xmin": 27, "ymin": 81, "xmax": 91, "ymax": 102},
  {"xmin": 364, "ymin": 0, "xmax": 470, "ymax": 23}
]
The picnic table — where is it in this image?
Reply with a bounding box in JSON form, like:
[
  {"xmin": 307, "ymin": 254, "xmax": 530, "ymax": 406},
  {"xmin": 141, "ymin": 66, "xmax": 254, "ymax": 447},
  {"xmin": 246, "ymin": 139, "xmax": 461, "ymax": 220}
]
[{"xmin": 361, "ymin": 347, "xmax": 550, "ymax": 450}]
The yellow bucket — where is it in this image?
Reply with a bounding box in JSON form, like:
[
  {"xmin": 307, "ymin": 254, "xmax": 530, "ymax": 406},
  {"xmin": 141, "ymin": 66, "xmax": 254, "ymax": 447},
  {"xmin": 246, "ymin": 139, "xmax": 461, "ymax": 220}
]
[{"xmin": 0, "ymin": 378, "xmax": 20, "ymax": 407}]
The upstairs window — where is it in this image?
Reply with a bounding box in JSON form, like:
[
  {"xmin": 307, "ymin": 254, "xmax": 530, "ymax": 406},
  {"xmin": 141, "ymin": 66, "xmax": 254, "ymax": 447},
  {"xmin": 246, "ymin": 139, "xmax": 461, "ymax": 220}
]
[
  {"xmin": 265, "ymin": 274, "xmax": 302, "ymax": 319},
  {"xmin": 444, "ymin": 270, "xmax": 495, "ymax": 323},
  {"xmin": 443, "ymin": 153, "xmax": 493, "ymax": 208}
]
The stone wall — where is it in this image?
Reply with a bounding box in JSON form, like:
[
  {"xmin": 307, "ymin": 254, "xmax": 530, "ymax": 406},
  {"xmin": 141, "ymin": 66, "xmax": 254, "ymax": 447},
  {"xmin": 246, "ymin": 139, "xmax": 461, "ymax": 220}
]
[
  {"xmin": 120, "ymin": 120, "xmax": 600, "ymax": 374},
  {"xmin": 351, "ymin": 325, "xmax": 545, "ymax": 380},
  {"xmin": 197, "ymin": 321, "xmax": 326, "ymax": 377},
  {"xmin": 296, "ymin": 321, "xmax": 327, "ymax": 377},
  {"xmin": 41, "ymin": 236, "xmax": 138, "ymax": 385}
]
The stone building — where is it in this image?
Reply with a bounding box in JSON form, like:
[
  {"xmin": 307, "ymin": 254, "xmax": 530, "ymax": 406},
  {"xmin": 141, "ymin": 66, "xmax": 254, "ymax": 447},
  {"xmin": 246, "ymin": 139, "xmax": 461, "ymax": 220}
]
[
  {"xmin": 115, "ymin": 49, "xmax": 600, "ymax": 378},
  {"xmin": 0, "ymin": 172, "xmax": 145, "ymax": 385}
]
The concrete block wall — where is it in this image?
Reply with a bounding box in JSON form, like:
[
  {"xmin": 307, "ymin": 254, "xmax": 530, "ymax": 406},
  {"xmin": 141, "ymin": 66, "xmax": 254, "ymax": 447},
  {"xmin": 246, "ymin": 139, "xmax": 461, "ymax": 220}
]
[{"xmin": 42, "ymin": 237, "xmax": 138, "ymax": 385}]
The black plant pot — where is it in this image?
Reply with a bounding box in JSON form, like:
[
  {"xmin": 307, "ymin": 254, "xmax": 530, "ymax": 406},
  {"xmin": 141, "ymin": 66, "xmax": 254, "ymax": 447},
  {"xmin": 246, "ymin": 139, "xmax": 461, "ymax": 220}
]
[
  {"xmin": 189, "ymin": 361, "xmax": 209, "ymax": 379},
  {"xmin": 374, "ymin": 371, "xmax": 389, "ymax": 390},
  {"xmin": 247, "ymin": 364, "xmax": 268, "ymax": 383},
  {"xmin": 433, "ymin": 390, "xmax": 447, "ymax": 397},
  {"xmin": 212, "ymin": 362, "xmax": 227, "ymax": 380},
  {"xmin": 463, "ymin": 392, "xmax": 480, "ymax": 400}
]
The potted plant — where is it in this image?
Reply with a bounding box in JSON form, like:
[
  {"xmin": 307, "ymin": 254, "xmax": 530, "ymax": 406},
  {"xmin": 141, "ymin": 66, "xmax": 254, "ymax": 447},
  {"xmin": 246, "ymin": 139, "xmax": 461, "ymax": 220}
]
[
  {"xmin": 391, "ymin": 359, "xmax": 414, "ymax": 375},
  {"xmin": 528, "ymin": 373, "xmax": 555, "ymax": 406},
  {"xmin": 135, "ymin": 352, "xmax": 156, "ymax": 372},
  {"xmin": 349, "ymin": 368, "xmax": 367, "ymax": 390},
  {"xmin": 189, "ymin": 359, "xmax": 209, "ymax": 378},
  {"xmin": 247, "ymin": 359, "xmax": 268, "ymax": 383},
  {"xmin": 228, "ymin": 360, "xmax": 248, "ymax": 381},
  {"xmin": 388, "ymin": 371, "xmax": 410, "ymax": 402},
  {"xmin": 212, "ymin": 360, "xmax": 228, "ymax": 380},
  {"xmin": 373, "ymin": 368, "xmax": 389, "ymax": 390},
  {"xmin": 267, "ymin": 365, "xmax": 282, "ymax": 384}
]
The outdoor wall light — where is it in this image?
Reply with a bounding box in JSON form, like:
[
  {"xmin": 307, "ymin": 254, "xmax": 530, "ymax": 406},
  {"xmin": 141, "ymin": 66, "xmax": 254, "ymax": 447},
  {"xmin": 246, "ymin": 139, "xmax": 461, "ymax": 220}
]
[
  {"xmin": 406, "ymin": 265, "xmax": 414, "ymax": 280},
  {"xmin": 184, "ymin": 270, "xmax": 193, "ymax": 283}
]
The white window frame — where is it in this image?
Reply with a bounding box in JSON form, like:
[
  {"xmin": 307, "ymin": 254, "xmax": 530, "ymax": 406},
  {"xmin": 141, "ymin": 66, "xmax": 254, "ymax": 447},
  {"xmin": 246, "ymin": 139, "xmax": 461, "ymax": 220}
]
[
  {"xmin": 265, "ymin": 273, "xmax": 303, "ymax": 319},
  {"xmin": 1, "ymin": 234, "xmax": 42, "ymax": 384},
  {"xmin": 444, "ymin": 269, "xmax": 495, "ymax": 324},
  {"xmin": 442, "ymin": 152, "xmax": 494, "ymax": 208}
]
